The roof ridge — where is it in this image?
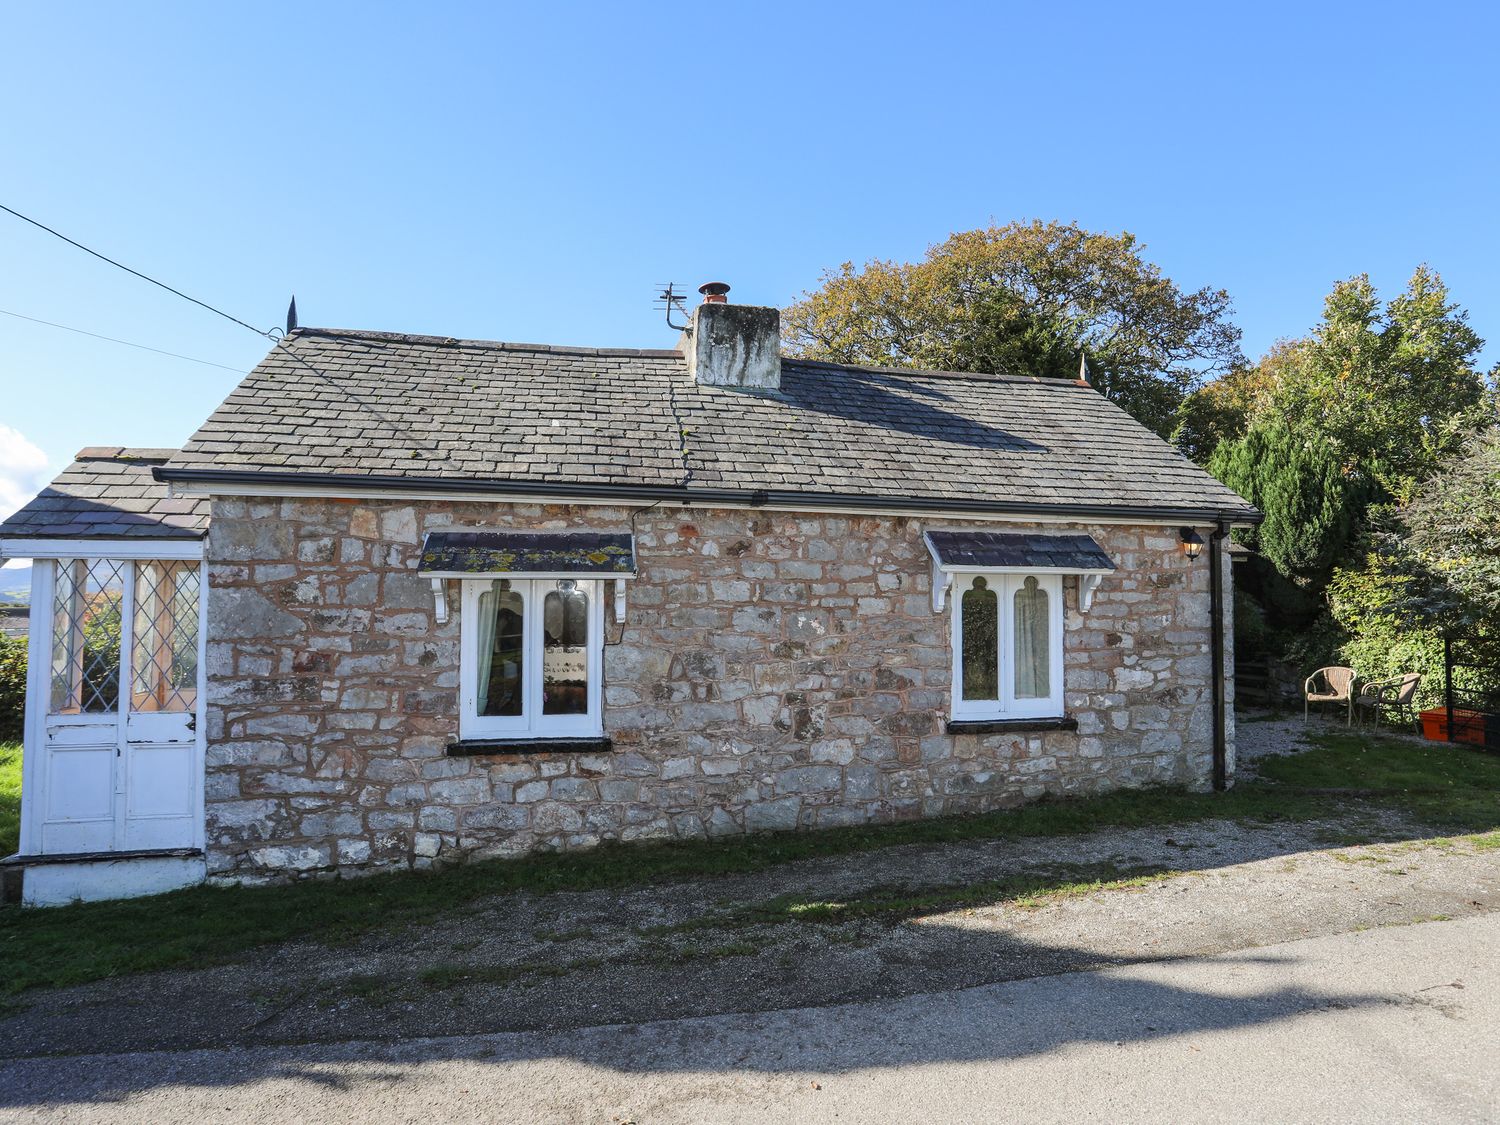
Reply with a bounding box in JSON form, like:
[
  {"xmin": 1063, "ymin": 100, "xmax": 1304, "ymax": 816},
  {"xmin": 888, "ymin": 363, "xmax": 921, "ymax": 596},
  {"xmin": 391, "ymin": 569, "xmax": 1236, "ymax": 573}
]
[
  {"xmin": 74, "ymin": 446, "xmax": 178, "ymax": 463},
  {"xmin": 783, "ymin": 357, "xmax": 1093, "ymax": 388},
  {"xmin": 287, "ymin": 327, "xmax": 1100, "ymax": 389},
  {"xmin": 289, "ymin": 326, "xmax": 684, "ymax": 360}
]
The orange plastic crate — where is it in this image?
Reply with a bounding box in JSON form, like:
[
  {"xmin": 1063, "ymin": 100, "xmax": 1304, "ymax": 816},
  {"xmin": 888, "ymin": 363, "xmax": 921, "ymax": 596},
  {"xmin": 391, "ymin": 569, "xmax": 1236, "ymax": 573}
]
[{"xmin": 1419, "ymin": 707, "xmax": 1488, "ymax": 746}]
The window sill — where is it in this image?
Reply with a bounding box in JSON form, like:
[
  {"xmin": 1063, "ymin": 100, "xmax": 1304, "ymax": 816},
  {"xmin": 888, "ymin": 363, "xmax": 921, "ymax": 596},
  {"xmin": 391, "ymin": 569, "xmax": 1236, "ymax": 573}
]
[
  {"xmin": 945, "ymin": 716, "xmax": 1077, "ymax": 735},
  {"xmin": 447, "ymin": 737, "xmax": 613, "ymax": 757}
]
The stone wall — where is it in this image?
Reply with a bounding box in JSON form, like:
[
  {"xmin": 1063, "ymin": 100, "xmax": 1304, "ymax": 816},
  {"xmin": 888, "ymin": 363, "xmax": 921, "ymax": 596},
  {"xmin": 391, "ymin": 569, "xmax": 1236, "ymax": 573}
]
[{"xmin": 202, "ymin": 499, "xmax": 1232, "ymax": 882}]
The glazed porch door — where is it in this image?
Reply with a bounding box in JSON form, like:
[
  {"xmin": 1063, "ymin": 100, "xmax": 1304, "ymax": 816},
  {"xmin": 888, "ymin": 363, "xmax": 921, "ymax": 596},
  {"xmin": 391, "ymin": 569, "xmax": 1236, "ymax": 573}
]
[{"xmin": 34, "ymin": 558, "xmax": 201, "ymax": 854}]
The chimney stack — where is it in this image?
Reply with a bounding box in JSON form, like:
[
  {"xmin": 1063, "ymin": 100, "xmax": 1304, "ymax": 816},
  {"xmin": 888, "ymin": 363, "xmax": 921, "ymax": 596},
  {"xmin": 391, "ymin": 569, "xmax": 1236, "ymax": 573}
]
[{"xmin": 680, "ymin": 282, "xmax": 781, "ymax": 391}]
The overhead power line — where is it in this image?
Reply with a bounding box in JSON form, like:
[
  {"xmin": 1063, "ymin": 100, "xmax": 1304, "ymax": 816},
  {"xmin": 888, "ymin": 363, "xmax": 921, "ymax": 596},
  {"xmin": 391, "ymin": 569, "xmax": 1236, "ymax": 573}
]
[
  {"xmin": 0, "ymin": 203, "xmax": 447, "ymax": 457},
  {"xmin": 0, "ymin": 307, "xmax": 247, "ymax": 373},
  {"xmin": 0, "ymin": 202, "xmax": 278, "ymax": 340}
]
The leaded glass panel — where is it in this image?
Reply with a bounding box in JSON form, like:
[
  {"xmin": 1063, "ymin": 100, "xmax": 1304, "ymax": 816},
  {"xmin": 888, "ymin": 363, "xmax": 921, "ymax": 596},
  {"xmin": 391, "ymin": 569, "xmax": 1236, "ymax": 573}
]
[
  {"xmin": 49, "ymin": 558, "xmax": 126, "ymax": 714},
  {"xmin": 131, "ymin": 562, "xmax": 200, "ymax": 713}
]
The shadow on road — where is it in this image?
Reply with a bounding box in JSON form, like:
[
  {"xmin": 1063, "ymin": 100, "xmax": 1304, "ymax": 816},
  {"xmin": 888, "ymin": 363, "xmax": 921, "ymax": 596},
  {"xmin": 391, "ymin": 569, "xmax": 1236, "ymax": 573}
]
[{"xmin": 0, "ymin": 941, "xmax": 1383, "ymax": 1108}]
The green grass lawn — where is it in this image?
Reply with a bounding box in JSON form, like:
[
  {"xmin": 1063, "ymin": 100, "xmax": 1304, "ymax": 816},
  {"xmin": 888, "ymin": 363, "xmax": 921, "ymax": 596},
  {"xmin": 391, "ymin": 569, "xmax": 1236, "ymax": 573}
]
[
  {"xmin": 1, "ymin": 729, "xmax": 1497, "ymax": 999},
  {"xmin": 0, "ymin": 742, "xmax": 19, "ymax": 859},
  {"xmin": 1258, "ymin": 729, "xmax": 1500, "ymax": 829}
]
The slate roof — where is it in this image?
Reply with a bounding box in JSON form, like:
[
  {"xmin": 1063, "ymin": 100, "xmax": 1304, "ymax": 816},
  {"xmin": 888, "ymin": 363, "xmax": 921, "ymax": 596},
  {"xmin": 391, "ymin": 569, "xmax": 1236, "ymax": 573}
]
[
  {"xmin": 158, "ymin": 326, "xmax": 1259, "ymax": 521},
  {"xmin": 0, "ymin": 449, "xmax": 210, "ymax": 541},
  {"xmin": 925, "ymin": 531, "xmax": 1116, "ymax": 573}
]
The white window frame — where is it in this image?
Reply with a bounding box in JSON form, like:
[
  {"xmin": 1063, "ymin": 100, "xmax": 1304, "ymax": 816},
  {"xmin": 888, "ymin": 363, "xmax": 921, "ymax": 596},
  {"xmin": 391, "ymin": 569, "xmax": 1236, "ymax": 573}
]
[
  {"xmin": 950, "ymin": 572, "xmax": 1065, "ymax": 721},
  {"xmin": 459, "ymin": 577, "xmax": 604, "ymax": 740}
]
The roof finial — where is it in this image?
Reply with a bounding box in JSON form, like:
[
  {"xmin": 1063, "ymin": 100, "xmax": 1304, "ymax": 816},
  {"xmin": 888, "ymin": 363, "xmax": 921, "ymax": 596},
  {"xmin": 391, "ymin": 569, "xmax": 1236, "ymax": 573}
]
[
  {"xmin": 286, "ymin": 295, "xmax": 298, "ymax": 334},
  {"xmin": 1077, "ymin": 351, "xmax": 1089, "ymax": 385}
]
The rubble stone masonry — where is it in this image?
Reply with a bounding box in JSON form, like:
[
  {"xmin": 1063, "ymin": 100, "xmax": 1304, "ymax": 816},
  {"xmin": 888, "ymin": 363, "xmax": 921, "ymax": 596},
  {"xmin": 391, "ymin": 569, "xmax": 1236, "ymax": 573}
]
[{"xmin": 202, "ymin": 499, "xmax": 1233, "ymax": 882}]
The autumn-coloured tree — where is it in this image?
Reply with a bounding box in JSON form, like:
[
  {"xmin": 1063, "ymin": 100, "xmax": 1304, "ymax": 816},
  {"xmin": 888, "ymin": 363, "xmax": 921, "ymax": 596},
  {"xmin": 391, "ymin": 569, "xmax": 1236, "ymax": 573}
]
[
  {"xmin": 783, "ymin": 221, "xmax": 1243, "ymax": 433},
  {"xmin": 1171, "ymin": 342, "xmax": 1298, "ymax": 463}
]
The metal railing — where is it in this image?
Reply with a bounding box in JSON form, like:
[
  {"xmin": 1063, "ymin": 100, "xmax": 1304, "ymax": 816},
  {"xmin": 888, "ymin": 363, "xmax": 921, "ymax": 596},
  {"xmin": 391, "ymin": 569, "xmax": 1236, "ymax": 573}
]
[{"xmin": 1443, "ymin": 635, "xmax": 1500, "ymax": 752}]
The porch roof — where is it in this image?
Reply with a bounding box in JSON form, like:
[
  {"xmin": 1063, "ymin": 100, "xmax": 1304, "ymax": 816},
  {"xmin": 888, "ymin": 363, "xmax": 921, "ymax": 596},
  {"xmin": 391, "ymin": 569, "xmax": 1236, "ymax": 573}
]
[
  {"xmin": 0, "ymin": 448, "xmax": 210, "ymax": 542},
  {"xmin": 417, "ymin": 531, "xmax": 637, "ymax": 578},
  {"xmin": 924, "ymin": 530, "xmax": 1116, "ymax": 573}
]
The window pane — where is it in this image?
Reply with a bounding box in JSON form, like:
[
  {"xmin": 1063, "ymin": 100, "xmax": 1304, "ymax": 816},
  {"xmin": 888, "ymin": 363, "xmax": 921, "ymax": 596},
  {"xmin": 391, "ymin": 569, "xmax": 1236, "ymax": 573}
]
[
  {"xmin": 477, "ymin": 582, "xmax": 524, "ymax": 717},
  {"xmin": 542, "ymin": 585, "xmax": 589, "ymax": 716},
  {"xmin": 1014, "ymin": 576, "xmax": 1050, "ymax": 699},
  {"xmin": 960, "ymin": 577, "xmax": 999, "ymax": 702},
  {"xmin": 50, "ymin": 559, "xmax": 125, "ymax": 714},
  {"xmin": 132, "ymin": 562, "xmax": 200, "ymax": 713}
]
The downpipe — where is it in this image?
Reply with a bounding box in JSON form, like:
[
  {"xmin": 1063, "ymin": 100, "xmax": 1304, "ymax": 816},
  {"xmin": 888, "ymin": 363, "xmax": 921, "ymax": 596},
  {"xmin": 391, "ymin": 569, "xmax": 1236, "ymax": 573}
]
[{"xmin": 1210, "ymin": 519, "xmax": 1230, "ymax": 791}]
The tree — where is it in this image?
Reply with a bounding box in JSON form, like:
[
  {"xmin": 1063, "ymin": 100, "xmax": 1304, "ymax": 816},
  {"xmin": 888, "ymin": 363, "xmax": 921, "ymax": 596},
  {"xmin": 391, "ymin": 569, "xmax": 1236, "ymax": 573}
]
[
  {"xmin": 1177, "ymin": 268, "xmax": 1492, "ymax": 488},
  {"xmin": 1339, "ymin": 429, "xmax": 1500, "ymax": 638},
  {"xmin": 1329, "ymin": 429, "xmax": 1500, "ymax": 701},
  {"xmin": 1267, "ymin": 267, "xmax": 1491, "ymax": 499},
  {"xmin": 783, "ymin": 220, "xmax": 1243, "ymax": 433},
  {"xmin": 1184, "ymin": 266, "xmax": 1492, "ymax": 689},
  {"xmin": 1171, "ymin": 341, "xmax": 1297, "ymax": 463},
  {"xmin": 1401, "ymin": 428, "xmax": 1500, "ymax": 625},
  {"xmin": 1209, "ymin": 422, "xmax": 1365, "ymax": 588}
]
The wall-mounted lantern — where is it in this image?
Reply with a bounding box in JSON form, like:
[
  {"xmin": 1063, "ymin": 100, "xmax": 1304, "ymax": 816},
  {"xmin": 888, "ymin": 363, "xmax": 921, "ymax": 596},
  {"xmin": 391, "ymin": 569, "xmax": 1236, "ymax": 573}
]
[{"xmin": 1179, "ymin": 527, "xmax": 1206, "ymax": 561}]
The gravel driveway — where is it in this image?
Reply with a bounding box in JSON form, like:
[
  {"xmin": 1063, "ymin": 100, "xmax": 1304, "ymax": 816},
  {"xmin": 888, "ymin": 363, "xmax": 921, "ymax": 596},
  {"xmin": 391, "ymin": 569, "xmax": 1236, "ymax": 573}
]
[
  {"xmin": 3, "ymin": 912, "xmax": 1497, "ymax": 1123},
  {"xmin": 1, "ymin": 778, "xmax": 1494, "ymax": 1060}
]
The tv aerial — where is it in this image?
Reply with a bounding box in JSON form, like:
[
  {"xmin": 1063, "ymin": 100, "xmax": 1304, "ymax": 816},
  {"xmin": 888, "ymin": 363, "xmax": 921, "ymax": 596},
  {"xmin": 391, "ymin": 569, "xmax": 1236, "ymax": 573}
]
[{"xmin": 655, "ymin": 282, "xmax": 691, "ymax": 332}]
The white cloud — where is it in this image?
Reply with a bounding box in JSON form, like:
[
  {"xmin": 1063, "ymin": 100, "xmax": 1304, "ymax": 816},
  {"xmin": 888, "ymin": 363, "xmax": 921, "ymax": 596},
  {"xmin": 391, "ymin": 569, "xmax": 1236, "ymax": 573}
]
[{"xmin": 0, "ymin": 425, "xmax": 50, "ymax": 564}]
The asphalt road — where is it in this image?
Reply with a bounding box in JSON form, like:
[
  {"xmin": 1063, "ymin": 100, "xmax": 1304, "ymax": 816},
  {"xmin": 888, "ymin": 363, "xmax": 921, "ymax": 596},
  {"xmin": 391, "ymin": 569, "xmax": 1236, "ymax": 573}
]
[{"xmin": 2, "ymin": 912, "xmax": 1495, "ymax": 1123}]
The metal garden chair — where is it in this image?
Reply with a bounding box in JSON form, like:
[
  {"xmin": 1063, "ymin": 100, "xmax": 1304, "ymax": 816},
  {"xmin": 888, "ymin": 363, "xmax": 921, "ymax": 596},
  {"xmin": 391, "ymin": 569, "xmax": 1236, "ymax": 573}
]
[{"xmin": 1355, "ymin": 673, "xmax": 1422, "ymax": 731}]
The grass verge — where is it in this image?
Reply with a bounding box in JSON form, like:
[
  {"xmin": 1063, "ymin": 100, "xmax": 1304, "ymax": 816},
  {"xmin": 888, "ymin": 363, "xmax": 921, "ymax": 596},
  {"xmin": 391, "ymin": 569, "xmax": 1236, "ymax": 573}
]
[
  {"xmin": 2, "ymin": 728, "xmax": 1497, "ymax": 998},
  {"xmin": 0, "ymin": 743, "xmax": 19, "ymax": 859}
]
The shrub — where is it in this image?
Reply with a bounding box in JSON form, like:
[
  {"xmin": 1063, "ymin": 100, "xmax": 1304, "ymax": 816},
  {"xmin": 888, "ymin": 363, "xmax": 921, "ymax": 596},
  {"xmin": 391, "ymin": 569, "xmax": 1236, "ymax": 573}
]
[
  {"xmin": 0, "ymin": 632, "xmax": 25, "ymax": 741},
  {"xmin": 1209, "ymin": 422, "xmax": 1368, "ymax": 590}
]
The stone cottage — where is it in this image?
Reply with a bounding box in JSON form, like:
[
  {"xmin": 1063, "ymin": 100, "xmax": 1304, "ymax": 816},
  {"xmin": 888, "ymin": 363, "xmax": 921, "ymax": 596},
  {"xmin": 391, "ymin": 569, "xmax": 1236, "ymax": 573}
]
[{"xmin": 1, "ymin": 290, "xmax": 1257, "ymax": 904}]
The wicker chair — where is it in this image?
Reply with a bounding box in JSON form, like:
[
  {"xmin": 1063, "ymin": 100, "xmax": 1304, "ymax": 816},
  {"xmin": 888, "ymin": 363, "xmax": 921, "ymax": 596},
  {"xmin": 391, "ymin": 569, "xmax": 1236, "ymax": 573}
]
[
  {"xmin": 1304, "ymin": 666, "xmax": 1357, "ymax": 725},
  {"xmin": 1355, "ymin": 673, "xmax": 1422, "ymax": 731}
]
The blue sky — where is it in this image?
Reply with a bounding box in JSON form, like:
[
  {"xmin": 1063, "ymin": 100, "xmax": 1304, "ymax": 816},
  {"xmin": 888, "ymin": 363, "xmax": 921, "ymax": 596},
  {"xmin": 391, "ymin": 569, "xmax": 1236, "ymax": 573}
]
[{"xmin": 2, "ymin": 0, "xmax": 1497, "ymax": 523}]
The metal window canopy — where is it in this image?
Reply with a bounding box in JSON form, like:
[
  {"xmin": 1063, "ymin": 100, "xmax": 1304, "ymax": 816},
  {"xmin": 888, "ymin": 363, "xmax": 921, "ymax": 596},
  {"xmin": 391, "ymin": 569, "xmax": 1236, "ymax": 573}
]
[
  {"xmin": 924, "ymin": 531, "xmax": 1116, "ymax": 612},
  {"xmin": 418, "ymin": 531, "xmax": 637, "ymax": 624}
]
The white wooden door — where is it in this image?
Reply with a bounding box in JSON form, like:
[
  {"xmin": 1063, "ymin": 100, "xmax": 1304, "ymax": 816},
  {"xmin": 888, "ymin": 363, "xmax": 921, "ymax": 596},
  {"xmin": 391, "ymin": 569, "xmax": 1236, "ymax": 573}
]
[{"xmin": 30, "ymin": 557, "xmax": 202, "ymax": 855}]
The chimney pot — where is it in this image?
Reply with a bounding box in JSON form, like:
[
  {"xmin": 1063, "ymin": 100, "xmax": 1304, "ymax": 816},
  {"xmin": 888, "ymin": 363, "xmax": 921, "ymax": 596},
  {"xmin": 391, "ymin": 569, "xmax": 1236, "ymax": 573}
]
[{"xmin": 698, "ymin": 281, "xmax": 731, "ymax": 304}]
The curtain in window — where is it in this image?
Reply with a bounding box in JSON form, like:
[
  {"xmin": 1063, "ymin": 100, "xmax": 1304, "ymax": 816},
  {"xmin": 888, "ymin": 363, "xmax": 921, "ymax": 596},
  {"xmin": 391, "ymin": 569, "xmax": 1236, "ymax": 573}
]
[
  {"xmin": 487, "ymin": 585, "xmax": 526, "ymax": 717},
  {"xmin": 1013, "ymin": 576, "xmax": 1049, "ymax": 699},
  {"xmin": 475, "ymin": 582, "xmax": 499, "ymax": 715}
]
